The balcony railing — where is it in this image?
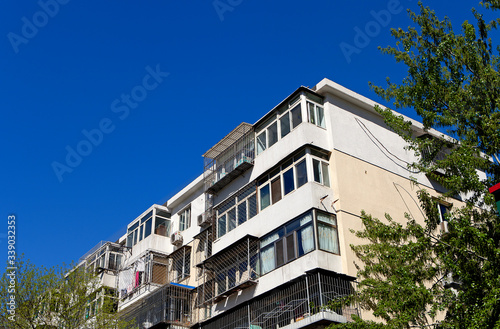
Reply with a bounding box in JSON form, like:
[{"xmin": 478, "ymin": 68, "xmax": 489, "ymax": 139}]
[{"xmin": 203, "ymin": 123, "xmax": 255, "ymax": 194}]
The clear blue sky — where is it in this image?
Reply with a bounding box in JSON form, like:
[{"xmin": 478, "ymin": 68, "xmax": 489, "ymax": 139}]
[{"xmin": 0, "ymin": 0, "xmax": 484, "ymax": 269}]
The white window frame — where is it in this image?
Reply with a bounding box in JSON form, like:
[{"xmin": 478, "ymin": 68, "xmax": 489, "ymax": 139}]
[{"xmin": 178, "ymin": 206, "xmax": 191, "ymax": 231}]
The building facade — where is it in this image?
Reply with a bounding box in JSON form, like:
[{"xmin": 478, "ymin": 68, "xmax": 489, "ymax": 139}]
[{"xmin": 78, "ymin": 78, "xmax": 473, "ymax": 328}]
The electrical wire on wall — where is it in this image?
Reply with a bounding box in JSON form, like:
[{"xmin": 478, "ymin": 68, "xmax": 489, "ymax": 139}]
[{"xmin": 355, "ymin": 117, "xmax": 420, "ymax": 174}]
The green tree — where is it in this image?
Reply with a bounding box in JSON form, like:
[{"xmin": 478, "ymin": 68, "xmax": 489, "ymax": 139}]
[
  {"xmin": 0, "ymin": 256, "xmax": 133, "ymax": 329},
  {"xmin": 332, "ymin": 1, "xmax": 500, "ymax": 328}
]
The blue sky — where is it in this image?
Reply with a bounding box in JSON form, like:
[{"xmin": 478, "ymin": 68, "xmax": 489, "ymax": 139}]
[{"xmin": 0, "ymin": 0, "xmax": 484, "ymax": 269}]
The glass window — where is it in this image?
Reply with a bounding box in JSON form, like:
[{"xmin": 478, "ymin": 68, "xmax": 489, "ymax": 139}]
[
  {"xmin": 321, "ymin": 162, "xmax": 330, "ymax": 187},
  {"xmin": 275, "ymin": 239, "xmax": 284, "ymax": 267},
  {"xmin": 257, "ymin": 131, "xmax": 266, "ymax": 155},
  {"xmin": 291, "ymin": 104, "xmax": 302, "ymax": 129},
  {"xmin": 155, "ymin": 217, "xmax": 169, "ymax": 237},
  {"xmin": 268, "ymin": 122, "xmax": 278, "ymax": 148},
  {"xmin": 317, "ymin": 106, "xmax": 325, "ymax": 128},
  {"xmin": 259, "ymin": 211, "xmax": 314, "ymax": 275},
  {"xmin": 296, "ymin": 160, "xmax": 307, "ymax": 188},
  {"xmin": 260, "ymin": 184, "xmax": 270, "ymax": 210},
  {"xmin": 308, "ymin": 102, "xmax": 316, "ymax": 125},
  {"xmin": 271, "ymin": 177, "xmax": 282, "ymax": 204},
  {"xmin": 217, "ymin": 214, "xmax": 226, "ymax": 238},
  {"xmin": 228, "ymin": 208, "xmax": 236, "ymax": 232},
  {"xmin": 280, "ymin": 112, "xmax": 291, "ymax": 138},
  {"xmin": 283, "ymin": 167, "xmax": 295, "ymax": 195},
  {"xmin": 260, "ymin": 245, "xmax": 275, "ymax": 275},
  {"xmin": 317, "ymin": 212, "xmax": 339, "ymax": 254},
  {"xmin": 297, "ymin": 225, "xmax": 314, "ymax": 256},
  {"xmin": 179, "ymin": 207, "xmax": 191, "ymax": 231},
  {"xmin": 313, "ymin": 159, "xmax": 322, "ymax": 183},
  {"xmin": 237, "ymin": 202, "xmax": 247, "ymax": 225},
  {"xmin": 139, "ymin": 225, "xmax": 144, "ymax": 242},
  {"xmin": 144, "ymin": 218, "xmax": 152, "ymax": 238},
  {"xmin": 286, "ymin": 234, "xmax": 296, "ymax": 262},
  {"xmin": 249, "ymin": 194, "xmax": 258, "ymax": 218},
  {"xmin": 438, "ymin": 203, "xmax": 449, "ymax": 222}
]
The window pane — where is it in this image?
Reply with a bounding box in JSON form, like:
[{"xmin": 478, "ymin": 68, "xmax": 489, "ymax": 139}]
[
  {"xmin": 139, "ymin": 225, "xmax": 144, "ymax": 241},
  {"xmin": 296, "ymin": 160, "xmax": 307, "ymax": 188},
  {"xmin": 268, "ymin": 122, "xmax": 278, "ymax": 147},
  {"xmin": 217, "ymin": 214, "xmax": 226, "ymax": 238},
  {"xmin": 318, "ymin": 223, "xmax": 339, "ymax": 254},
  {"xmin": 298, "ymin": 225, "xmax": 314, "ymax": 256},
  {"xmin": 438, "ymin": 204, "xmax": 449, "ymax": 222},
  {"xmin": 280, "ymin": 112, "xmax": 291, "ymax": 138},
  {"xmin": 180, "ymin": 212, "xmax": 186, "ymax": 231},
  {"xmin": 317, "ymin": 212, "xmax": 337, "ymax": 225},
  {"xmin": 260, "ymin": 245, "xmax": 275, "ymax": 274},
  {"xmin": 144, "ymin": 218, "xmax": 152, "ymax": 238},
  {"xmin": 308, "ymin": 102, "xmax": 316, "ymax": 125},
  {"xmin": 313, "ymin": 159, "xmax": 321, "ymax": 183},
  {"xmin": 260, "ymin": 227, "xmax": 284, "ymax": 248},
  {"xmin": 317, "ymin": 106, "xmax": 325, "ymax": 128},
  {"xmin": 257, "ymin": 132, "xmax": 266, "ymax": 155},
  {"xmin": 155, "ymin": 217, "xmax": 169, "ymax": 237},
  {"xmin": 283, "ymin": 167, "xmax": 295, "ymax": 195},
  {"xmin": 260, "ymin": 184, "xmax": 270, "ymax": 210},
  {"xmin": 248, "ymin": 194, "xmax": 257, "ymax": 218},
  {"xmin": 228, "ymin": 267, "xmax": 236, "ymax": 289},
  {"xmin": 237, "ymin": 202, "xmax": 247, "ymax": 225},
  {"xmin": 286, "ymin": 234, "xmax": 296, "ymax": 262},
  {"xmin": 228, "ymin": 208, "xmax": 236, "ymax": 232},
  {"xmin": 271, "ymin": 177, "xmax": 282, "ymax": 204},
  {"xmin": 291, "ymin": 104, "xmax": 302, "ymax": 129},
  {"xmin": 275, "ymin": 239, "xmax": 284, "ymax": 267},
  {"xmin": 321, "ymin": 162, "xmax": 330, "ymax": 187}
]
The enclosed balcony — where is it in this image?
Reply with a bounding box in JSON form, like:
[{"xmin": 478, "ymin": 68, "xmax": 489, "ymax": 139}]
[{"xmin": 203, "ymin": 123, "xmax": 255, "ymax": 194}]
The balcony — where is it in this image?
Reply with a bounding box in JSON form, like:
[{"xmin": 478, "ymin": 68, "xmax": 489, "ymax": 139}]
[
  {"xmin": 197, "ymin": 235, "xmax": 259, "ymax": 304},
  {"xmin": 203, "ymin": 123, "xmax": 255, "ymax": 194}
]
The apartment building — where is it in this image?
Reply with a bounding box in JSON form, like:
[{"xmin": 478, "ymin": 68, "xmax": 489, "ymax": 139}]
[{"xmin": 78, "ymin": 78, "xmax": 473, "ymax": 328}]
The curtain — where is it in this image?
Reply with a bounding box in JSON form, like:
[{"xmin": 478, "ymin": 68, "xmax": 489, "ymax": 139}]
[
  {"xmin": 260, "ymin": 245, "xmax": 275, "ymax": 274},
  {"xmin": 299, "ymin": 225, "xmax": 314, "ymax": 255},
  {"xmin": 318, "ymin": 223, "xmax": 339, "ymax": 254}
]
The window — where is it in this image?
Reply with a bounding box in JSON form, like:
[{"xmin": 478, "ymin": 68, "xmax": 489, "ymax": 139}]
[
  {"xmin": 312, "ymin": 159, "xmax": 330, "ymax": 187},
  {"xmin": 307, "ymin": 101, "xmax": 325, "ymax": 128},
  {"xmin": 291, "ymin": 103, "xmax": 302, "ymax": 129},
  {"xmin": 438, "ymin": 203, "xmax": 450, "ymax": 222},
  {"xmin": 255, "ymin": 96, "xmax": 306, "ymax": 156},
  {"xmin": 260, "ymin": 184, "xmax": 271, "ymax": 210},
  {"xmin": 280, "ymin": 112, "xmax": 290, "ymax": 138},
  {"xmin": 257, "ymin": 131, "xmax": 267, "ymax": 155},
  {"xmin": 179, "ymin": 207, "xmax": 191, "ymax": 231},
  {"xmin": 172, "ymin": 248, "xmax": 191, "ymax": 282},
  {"xmin": 216, "ymin": 183, "xmax": 257, "ymax": 239},
  {"xmin": 126, "ymin": 208, "xmax": 171, "ymax": 247},
  {"xmin": 260, "ymin": 212, "xmax": 314, "ymax": 275},
  {"xmin": 317, "ymin": 212, "xmax": 339, "ymax": 254},
  {"xmin": 268, "ymin": 122, "xmax": 278, "ymax": 147},
  {"xmin": 258, "ymin": 150, "xmax": 308, "ymax": 212}
]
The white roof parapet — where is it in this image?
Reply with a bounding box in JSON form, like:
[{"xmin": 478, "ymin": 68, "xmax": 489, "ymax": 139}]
[{"xmin": 203, "ymin": 122, "xmax": 253, "ymax": 159}]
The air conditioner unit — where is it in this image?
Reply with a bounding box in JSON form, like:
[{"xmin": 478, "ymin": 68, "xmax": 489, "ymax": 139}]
[
  {"xmin": 198, "ymin": 211, "xmax": 213, "ymax": 227},
  {"xmin": 440, "ymin": 221, "xmax": 449, "ymax": 234},
  {"xmin": 170, "ymin": 231, "xmax": 183, "ymax": 245}
]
